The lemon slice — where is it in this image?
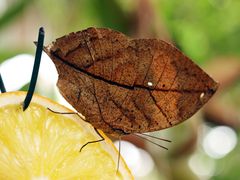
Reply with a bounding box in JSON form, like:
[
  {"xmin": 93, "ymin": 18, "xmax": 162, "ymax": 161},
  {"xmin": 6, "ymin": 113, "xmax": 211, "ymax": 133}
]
[{"xmin": 0, "ymin": 91, "xmax": 133, "ymax": 180}]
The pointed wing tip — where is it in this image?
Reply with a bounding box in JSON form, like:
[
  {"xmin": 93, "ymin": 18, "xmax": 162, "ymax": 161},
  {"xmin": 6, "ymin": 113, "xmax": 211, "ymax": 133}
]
[
  {"xmin": 199, "ymin": 81, "xmax": 219, "ymax": 106},
  {"xmin": 209, "ymin": 81, "xmax": 219, "ymax": 95}
]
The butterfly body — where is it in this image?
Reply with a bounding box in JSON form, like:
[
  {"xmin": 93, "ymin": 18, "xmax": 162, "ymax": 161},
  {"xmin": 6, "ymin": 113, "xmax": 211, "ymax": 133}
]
[{"xmin": 45, "ymin": 27, "xmax": 218, "ymax": 137}]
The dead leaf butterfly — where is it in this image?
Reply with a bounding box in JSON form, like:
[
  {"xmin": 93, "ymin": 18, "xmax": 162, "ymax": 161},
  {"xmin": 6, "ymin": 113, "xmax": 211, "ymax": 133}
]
[{"xmin": 44, "ymin": 27, "xmax": 218, "ymax": 137}]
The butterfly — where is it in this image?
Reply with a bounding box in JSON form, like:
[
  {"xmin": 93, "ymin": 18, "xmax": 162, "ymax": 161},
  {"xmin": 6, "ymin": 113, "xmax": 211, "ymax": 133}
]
[{"xmin": 44, "ymin": 27, "xmax": 218, "ymax": 138}]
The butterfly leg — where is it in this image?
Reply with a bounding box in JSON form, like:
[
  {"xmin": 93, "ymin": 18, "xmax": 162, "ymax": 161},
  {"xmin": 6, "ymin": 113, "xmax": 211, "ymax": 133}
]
[
  {"xmin": 47, "ymin": 107, "xmax": 78, "ymax": 115},
  {"xmin": 79, "ymin": 128, "xmax": 105, "ymax": 152},
  {"xmin": 47, "ymin": 107, "xmax": 86, "ymax": 120},
  {"xmin": 116, "ymin": 136, "xmax": 121, "ymax": 174},
  {"xmin": 47, "ymin": 107, "xmax": 105, "ymax": 151}
]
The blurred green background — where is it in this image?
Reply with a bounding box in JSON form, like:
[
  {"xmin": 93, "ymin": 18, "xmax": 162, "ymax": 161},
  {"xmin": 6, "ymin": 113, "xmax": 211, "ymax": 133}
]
[{"xmin": 0, "ymin": 0, "xmax": 240, "ymax": 179}]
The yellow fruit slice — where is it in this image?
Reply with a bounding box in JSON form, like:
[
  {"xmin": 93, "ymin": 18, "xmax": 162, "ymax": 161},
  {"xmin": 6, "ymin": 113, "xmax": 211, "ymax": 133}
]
[{"xmin": 0, "ymin": 91, "xmax": 133, "ymax": 180}]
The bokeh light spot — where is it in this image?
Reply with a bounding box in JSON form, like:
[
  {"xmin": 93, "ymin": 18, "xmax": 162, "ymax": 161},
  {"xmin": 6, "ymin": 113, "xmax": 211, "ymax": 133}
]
[
  {"xmin": 114, "ymin": 140, "xmax": 154, "ymax": 178},
  {"xmin": 203, "ymin": 126, "xmax": 237, "ymax": 159},
  {"xmin": 188, "ymin": 153, "xmax": 215, "ymax": 178}
]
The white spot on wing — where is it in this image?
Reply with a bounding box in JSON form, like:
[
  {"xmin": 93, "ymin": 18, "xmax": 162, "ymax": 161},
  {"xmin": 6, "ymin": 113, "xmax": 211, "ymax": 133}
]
[{"xmin": 147, "ymin": 82, "xmax": 153, "ymax": 87}]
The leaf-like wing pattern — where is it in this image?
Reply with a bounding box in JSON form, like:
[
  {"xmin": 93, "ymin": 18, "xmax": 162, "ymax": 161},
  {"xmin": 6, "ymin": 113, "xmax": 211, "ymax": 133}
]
[{"xmin": 45, "ymin": 27, "xmax": 218, "ymax": 136}]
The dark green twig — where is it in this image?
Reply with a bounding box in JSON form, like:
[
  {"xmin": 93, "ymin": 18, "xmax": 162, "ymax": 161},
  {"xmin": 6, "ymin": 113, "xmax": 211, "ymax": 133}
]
[
  {"xmin": 0, "ymin": 73, "xmax": 6, "ymax": 93},
  {"xmin": 23, "ymin": 27, "xmax": 44, "ymax": 111}
]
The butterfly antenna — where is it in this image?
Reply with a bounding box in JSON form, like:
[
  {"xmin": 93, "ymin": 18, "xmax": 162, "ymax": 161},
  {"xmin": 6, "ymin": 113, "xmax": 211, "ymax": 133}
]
[
  {"xmin": 0, "ymin": 73, "xmax": 6, "ymax": 93},
  {"xmin": 137, "ymin": 133, "xmax": 171, "ymax": 143},
  {"xmin": 133, "ymin": 134, "xmax": 169, "ymax": 150},
  {"xmin": 23, "ymin": 27, "xmax": 44, "ymax": 111}
]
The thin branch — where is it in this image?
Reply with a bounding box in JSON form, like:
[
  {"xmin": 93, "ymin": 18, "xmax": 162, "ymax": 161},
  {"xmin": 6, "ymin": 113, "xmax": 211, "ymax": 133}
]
[
  {"xmin": 0, "ymin": 73, "xmax": 6, "ymax": 93},
  {"xmin": 23, "ymin": 27, "xmax": 44, "ymax": 111}
]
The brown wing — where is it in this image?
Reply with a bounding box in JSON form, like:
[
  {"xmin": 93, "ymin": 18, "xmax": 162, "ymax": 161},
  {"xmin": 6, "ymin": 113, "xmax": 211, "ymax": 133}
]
[{"xmin": 45, "ymin": 27, "xmax": 218, "ymax": 136}]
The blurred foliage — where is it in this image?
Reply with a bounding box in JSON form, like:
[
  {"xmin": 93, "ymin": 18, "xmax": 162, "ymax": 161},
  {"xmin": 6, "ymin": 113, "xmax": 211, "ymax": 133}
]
[
  {"xmin": 0, "ymin": 0, "xmax": 33, "ymax": 62},
  {"xmin": 212, "ymin": 138, "xmax": 240, "ymax": 180},
  {"xmin": 156, "ymin": 0, "xmax": 240, "ymax": 64},
  {"xmin": 1, "ymin": 0, "xmax": 240, "ymax": 63},
  {"xmin": 0, "ymin": 0, "xmax": 240, "ymax": 179},
  {"xmin": 0, "ymin": 0, "xmax": 32, "ymax": 30}
]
